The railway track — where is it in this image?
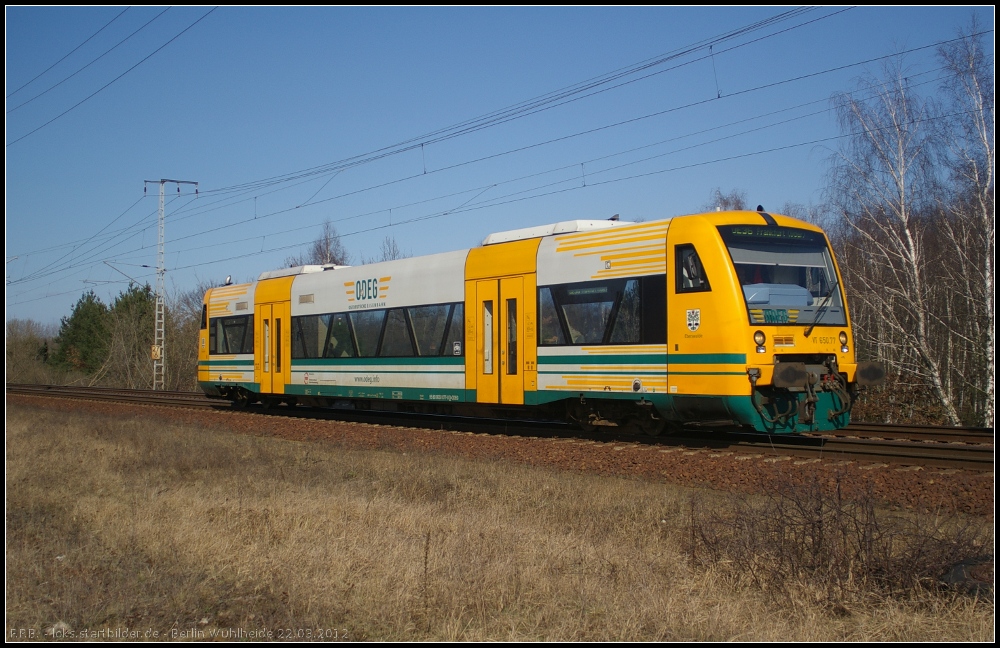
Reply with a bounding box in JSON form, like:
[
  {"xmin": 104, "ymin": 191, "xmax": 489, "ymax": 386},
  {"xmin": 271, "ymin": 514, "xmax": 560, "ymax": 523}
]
[{"xmin": 7, "ymin": 383, "xmax": 994, "ymax": 472}]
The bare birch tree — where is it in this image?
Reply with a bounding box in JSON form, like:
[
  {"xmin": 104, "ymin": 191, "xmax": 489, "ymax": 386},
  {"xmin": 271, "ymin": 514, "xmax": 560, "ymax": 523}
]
[
  {"xmin": 828, "ymin": 23, "xmax": 994, "ymax": 426},
  {"xmin": 828, "ymin": 59, "xmax": 963, "ymax": 425},
  {"xmin": 936, "ymin": 20, "xmax": 995, "ymax": 427}
]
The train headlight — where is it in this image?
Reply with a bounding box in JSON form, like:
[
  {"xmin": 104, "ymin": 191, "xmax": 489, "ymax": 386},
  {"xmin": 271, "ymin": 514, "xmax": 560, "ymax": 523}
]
[
  {"xmin": 839, "ymin": 330, "xmax": 849, "ymax": 353},
  {"xmin": 753, "ymin": 330, "xmax": 766, "ymax": 353}
]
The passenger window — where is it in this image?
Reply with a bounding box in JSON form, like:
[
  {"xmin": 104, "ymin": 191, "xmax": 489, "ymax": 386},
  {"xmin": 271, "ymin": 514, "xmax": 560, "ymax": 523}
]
[
  {"xmin": 409, "ymin": 305, "xmax": 449, "ymax": 356},
  {"xmin": 325, "ymin": 314, "xmax": 355, "ymax": 358},
  {"xmin": 676, "ymin": 245, "xmax": 711, "ymax": 293},
  {"xmin": 292, "ymin": 314, "xmax": 328, "ymax": 359},
  {"xmin": 444, "ymin": 303, "xmax": 464, "ymax": 356},
  {"xmin": 538, "ymin": 276, "xmax": 665, "ymax": 346},
  {"xmin": 350, "ymin": 311, "xmax": 385, "ymax": 357},
  {"xmin": 609, "ymin": 279, "xmax": 641, "ymax": 344},
  {"xmin": 209, "ymin": 315, "xmax": 253, "ymax": 354},
  {"xmin": 538, "ymin": 288, "xmax": 566, "ymax": 345},
  {"xmin": 380, "ymin": 309, "xmax": 415, "ymax": 356}
]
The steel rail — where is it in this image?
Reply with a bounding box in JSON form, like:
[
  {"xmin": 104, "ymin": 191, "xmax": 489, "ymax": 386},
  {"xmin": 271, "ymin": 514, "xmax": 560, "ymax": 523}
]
[{"xmin": 7, "ymin": 384, "xmax": 994, "ymax": 471}]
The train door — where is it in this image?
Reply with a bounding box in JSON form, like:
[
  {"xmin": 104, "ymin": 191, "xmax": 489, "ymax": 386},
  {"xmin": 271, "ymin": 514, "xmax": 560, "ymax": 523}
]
[
  {"xmin": 474, "ymin": 280, "xmax": 499, "ymax": 403},
  {"xmin": 465, "ymin": 237, "xmax": 540, "ymax": 406},
  {"xmin": 474, "ymin": 276, "xmax": 525, "ymax": 405},
  {"xmin": 500, "ymin": 276, "xmax": 524, "ymax": 405},
  {"xmin": 256, "ymin": 301, "xmax": 290, "ymax": 395}
]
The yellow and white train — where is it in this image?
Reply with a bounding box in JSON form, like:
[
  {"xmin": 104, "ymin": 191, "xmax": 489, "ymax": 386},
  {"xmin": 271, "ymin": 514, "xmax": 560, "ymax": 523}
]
[{"xmin": 198, "ymin": 209, "xmax": 884, "ymax": 434}]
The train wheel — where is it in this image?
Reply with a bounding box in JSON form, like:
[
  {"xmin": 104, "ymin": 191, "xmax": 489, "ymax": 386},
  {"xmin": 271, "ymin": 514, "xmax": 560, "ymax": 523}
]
[
  {"xmin": 231, "ymin": 391, "xmax": 251, "ymax": 410},
  {"xmin": 639, "ymin": 418, "xmax": 666, "ymax": 437},
  {"xmin": 623, "ymin": 417, "xmax": 665, "ymax": 437}
]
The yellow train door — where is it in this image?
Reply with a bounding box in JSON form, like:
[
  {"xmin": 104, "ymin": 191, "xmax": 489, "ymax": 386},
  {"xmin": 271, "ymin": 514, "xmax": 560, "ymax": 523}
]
[
  {"xmin": 465, "ymin": 238, "xmax": 540, "ymax": 406},
  {"xmin": 256, "ymin": 301, "xmax": 290, "ymax": 395},
  {"xmin": 474, "ymin": 279, "xmax": 499, "ymax": 403},
  {"xmin": 474, "ymin": 276, "xmax": 525, "ymax": 405}
]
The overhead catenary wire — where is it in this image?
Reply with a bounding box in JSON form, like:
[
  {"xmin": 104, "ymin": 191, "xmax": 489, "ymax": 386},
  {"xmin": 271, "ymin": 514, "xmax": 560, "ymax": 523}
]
[
  {"xmin": 6, "ymin": 6, "xmax": 131, "ymax": 99},
  {"xmin": 7, "ymin": 8, "xmax": 169, "ymax": 114},
  {"xmin": 7, "ymin": 15, "xmax": 987, "ymax": 313},
  {"xmin": 5, "ymin": 7, "xmax": 217, "ymax": 148},
  {"xmin": 6, "ymin": 56, "xmax": 973, "ymax": 292}
]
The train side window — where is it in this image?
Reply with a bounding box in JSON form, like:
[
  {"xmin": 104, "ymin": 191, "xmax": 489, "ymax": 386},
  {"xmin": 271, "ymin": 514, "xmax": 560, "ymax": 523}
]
[
  {"xmin": 201, "ymin": 305, "xmax": 207, "ymax": 330},
  {"xmin": 409, "ymin": 304, "xmax": 450, "ymax": 356},
  {"xmin": 325, "ymin": 314, "xmax": 355, "ymax": 358},
  {"xmin": 540, "ymin": 277, "xmax": 664, "ymax": 346},
  {"xmin": 676, "ymin": 245, "xmax": 711, "ymax": 293},
  {"xmin": 609, "ymin": 279, "xmax": 640, "ymax": 344},
  {"xmin": 443, "ymin": 303, "xmax": 464, "ymax": 356},
  {"xmin": 209, "ymin": 315, "xmax": 253, "ymax": 355},
  {"xmin": 241, "ymin": 316, "xmax": 254, "ymax": 353},
  {"xmin": 210, "ymin": 318, "xmax": 218, "ymax": 352},
  {"xmin": 380, "ymin": 309, "xmax": 415, "ymax": 356},
  {"xmin": 350, "ymin": 310, "xmax": 385, "ymax": 357},
  {"xmin": 538, "ymin": 287, "xmax": 567, "ymax": 345},
  {"xmin": 641, "ymin": 275, "xmax": 666, "ymax": 344},
  {"xmin": 292, "ymin": 314, "xmax": 328, "ymax": 359}
]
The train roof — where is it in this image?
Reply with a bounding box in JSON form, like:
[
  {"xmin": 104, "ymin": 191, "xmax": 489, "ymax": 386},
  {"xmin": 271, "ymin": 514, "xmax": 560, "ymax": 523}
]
[
  {"xmin": 482, "ymin": 219, "xmax": 637, "ymax": 245},
  {"xmin": 257, "ymin": 264, "xmax": 351, "ymax": 281}
]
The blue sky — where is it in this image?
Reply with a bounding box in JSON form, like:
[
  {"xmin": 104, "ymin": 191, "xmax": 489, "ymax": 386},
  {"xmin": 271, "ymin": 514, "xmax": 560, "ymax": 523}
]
[{"xmin": 5, "ymin": 6, "xmax": 993, "ymax": 327}]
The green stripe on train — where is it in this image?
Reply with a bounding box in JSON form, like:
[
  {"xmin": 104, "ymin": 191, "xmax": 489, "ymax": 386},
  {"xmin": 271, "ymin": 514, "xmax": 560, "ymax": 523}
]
[
  {"xmin": 537, "ymin": 353, "xmax": 746, "ymax": 365},
  {"xmin": 283, "ymin": 384, "xmax": 469, "ymax": 402},
  {"xmin": 292, "ymin": 356, "xmax": 465, "ymax": 367}
]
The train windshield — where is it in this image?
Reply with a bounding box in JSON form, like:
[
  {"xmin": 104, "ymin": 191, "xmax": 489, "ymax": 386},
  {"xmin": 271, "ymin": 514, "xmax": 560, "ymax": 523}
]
[{"xmin": 718, "ymin": 225, "xmax": 847, "ymax": 327}]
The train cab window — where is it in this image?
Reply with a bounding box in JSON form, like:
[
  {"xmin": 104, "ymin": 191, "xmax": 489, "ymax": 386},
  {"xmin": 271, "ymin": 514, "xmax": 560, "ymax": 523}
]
[
  {"xmin": 675, "ymin": 245, "xmax": 711, "ymax": 293},
  {"xmin": 719, "ymin": 224, "xmax": 847, "ymax": 326},
  {"xmin": 201, "ymin": 305, "xmax": 208, "ymax": 330},
  {"xmin": 209, "ymin": 315, "xmax": 253, "ymax": 355}
]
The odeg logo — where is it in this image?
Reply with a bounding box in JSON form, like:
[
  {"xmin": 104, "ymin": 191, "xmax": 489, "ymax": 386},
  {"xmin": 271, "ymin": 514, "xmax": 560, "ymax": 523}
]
[{"xmin": 355, "ymin": 278, "xmax": 379, "ymax": 300}]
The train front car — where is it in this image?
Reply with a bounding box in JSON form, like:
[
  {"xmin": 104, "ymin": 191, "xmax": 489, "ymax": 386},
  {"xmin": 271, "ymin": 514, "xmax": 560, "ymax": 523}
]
[{"xmin": 666, "ymin": 210, "xmax": 883, "ymax": 433}]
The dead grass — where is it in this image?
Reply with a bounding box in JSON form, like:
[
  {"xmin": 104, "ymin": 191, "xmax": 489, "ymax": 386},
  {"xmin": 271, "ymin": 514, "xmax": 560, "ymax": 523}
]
[{"xmin": 5, "ymin": 404, "xmax": 993, "ymax": 641}]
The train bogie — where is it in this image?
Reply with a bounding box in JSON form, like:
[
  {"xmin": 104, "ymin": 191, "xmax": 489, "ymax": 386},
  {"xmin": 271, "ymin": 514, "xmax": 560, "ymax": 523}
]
[{"xmin": 197, "ymin": 210, "xmax": 883, "ymax": 434}]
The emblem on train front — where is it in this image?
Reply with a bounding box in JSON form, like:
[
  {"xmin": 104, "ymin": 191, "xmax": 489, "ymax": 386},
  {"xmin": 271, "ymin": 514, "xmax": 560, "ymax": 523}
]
[{"xmin": 687, "ymin": 308, "xmax": 701, "ymax": 332}]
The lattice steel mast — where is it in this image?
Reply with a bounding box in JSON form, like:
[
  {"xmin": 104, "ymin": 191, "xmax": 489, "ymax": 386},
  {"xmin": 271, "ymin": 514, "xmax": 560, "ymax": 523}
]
[{"xmin": 144, "ymin": 179, "xmax": 198, "ymax": 390}]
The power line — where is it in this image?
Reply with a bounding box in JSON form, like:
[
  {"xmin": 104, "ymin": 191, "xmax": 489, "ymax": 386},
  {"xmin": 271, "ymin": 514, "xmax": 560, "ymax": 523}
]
[
  {"xmin": 6, "ymin": 6, "xmax": 131, "ymax": 99},
  {"xmin": 5, "ymin": 7, "xmax": 217, "ymax": 147},
  {"xmin": 7, "ymin": 20, "xmax": 985, "ymax": 306},
  {"xmin": 198, "ymin": 7, "xmax": 832, "ymax": 197},
  {"xmin": 7, "ymin": 8, "xmax": 170, "ymax": 115}
]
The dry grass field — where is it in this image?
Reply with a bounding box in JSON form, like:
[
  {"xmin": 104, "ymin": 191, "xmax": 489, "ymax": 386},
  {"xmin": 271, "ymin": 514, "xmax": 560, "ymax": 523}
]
[{"xmin": 5, "ymin": 404, "xmax": 993, "ymax": 641}]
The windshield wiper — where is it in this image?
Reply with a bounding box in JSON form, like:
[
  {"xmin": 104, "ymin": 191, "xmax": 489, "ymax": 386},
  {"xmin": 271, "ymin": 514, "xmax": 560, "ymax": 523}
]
[{"xmin": 804, "ymin": 279, "xmax": 839, "ymax": 337}]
